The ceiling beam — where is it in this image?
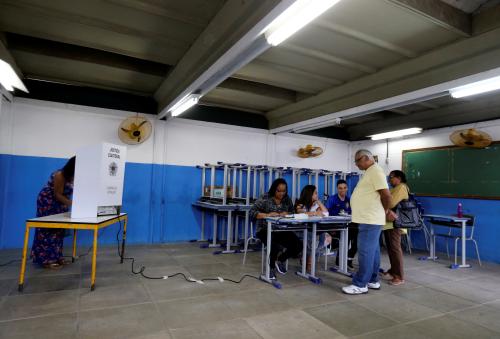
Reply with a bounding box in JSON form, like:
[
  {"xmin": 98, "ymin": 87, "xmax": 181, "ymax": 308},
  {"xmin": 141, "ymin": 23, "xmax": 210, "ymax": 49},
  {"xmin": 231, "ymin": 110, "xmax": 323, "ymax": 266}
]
[
  {"xmin": 416, "ymin": 101, "xmax": 440, "ymax": 109},
  {"xmin": 473, "ymin": 3, "xmax": 500, "ymax": 34},
  {"xmin": 154, "ymin": 0, "xmax": 284, "ymax": 117},
  {"xmin": 251, "ymin": 59, "xmax": 343, "ymax": 86},
  {"xmin": 281, "ymin": 43, "xmax": 377, "ymax": 74},
  {"xmin": 385, "ymin": 0, "xmax": 471, "ymax": 36},
  {"xmin": 6, "ymin": 33, "xmax": 170, "ymax": 76},
  {"xmin": 103, "ymin": 0, "xmax": 222, "ymax": 28},
  {"xmin": 199, "ymin": 99, "xmax": 264, "ymax": 115},
  {"xmin": 347, "ymin": 94, "xmax": 500, "ymax": 139},
  {"xmin": 267, "ymin": 26, "xmax": 500, "ymax": 131},
  {"xmin": 388, "ymin": 108, "xmax": 411, "ymax": 115},
  {"xmin": 218, "ymin": 78, "xmax": 296, "ymax": 103},
  {"xmin": 0, "ymin": 1, "xmax": 190, "ymax": 64},
  {"xmin": 314, "ymin": 20, "xmax": 417, "ymax": 58}
]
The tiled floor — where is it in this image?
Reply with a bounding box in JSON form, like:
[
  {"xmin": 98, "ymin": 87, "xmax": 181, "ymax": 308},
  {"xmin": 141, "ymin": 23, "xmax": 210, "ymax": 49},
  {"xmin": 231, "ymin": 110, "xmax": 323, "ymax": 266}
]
[{"xmin": 0, "ymin": 243, "xmax": 499, "ymax": 338}]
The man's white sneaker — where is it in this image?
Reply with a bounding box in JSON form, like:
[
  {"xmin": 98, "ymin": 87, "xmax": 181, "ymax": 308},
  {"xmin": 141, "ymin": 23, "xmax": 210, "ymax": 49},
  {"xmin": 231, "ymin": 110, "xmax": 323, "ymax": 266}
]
[
  {"xmin": 367, "ymin": 281, "xmax": 381, "ymax": 290},
  {"xmin": 342, "ymin": 284, "xmax": 368, "ymax": 295}
]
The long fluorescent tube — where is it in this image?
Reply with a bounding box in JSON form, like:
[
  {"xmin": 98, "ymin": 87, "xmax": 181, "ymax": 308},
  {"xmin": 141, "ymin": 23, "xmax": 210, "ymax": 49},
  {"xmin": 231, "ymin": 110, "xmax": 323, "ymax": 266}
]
[
  {"xmin": 0, "ymin": 59, "xmax": 28, "ymax": 92},
  {"xmin": 265, "ymin": 0, "xmax": 341, "ymax": 46},
  {"xmin": 169, "ymin": 94, "xmax": 201, "ymax": 117},
  {"xmin": 449, "ymin": 75, "xmax": 500, "ymax": 98},
  {"xmin": 369, "ymin": 128, "xmax": 422, "ymax": 140}
]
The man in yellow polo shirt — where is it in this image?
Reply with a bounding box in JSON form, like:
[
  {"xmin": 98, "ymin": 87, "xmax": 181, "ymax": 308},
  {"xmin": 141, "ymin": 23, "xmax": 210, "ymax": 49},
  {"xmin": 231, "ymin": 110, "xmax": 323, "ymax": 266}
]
[{"xmin": 342, "ymin": 149, "xmax": 393, "ymax": 295}]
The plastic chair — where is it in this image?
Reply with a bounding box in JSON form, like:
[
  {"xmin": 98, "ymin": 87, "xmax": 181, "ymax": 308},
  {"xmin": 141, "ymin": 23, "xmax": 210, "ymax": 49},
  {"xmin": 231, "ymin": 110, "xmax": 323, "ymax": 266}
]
[
  {"xmin": 242, "ymin": 221, "xmax": 258, "ymax": 265},
  {"xmin": 430, "ymin": 214, "xmax": 481, "ymax": 266}
]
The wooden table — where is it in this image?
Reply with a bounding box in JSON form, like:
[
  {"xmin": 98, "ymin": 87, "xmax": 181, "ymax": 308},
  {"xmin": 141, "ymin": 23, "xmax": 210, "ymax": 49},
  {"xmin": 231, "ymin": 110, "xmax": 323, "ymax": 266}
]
[{"xmin": 18, "ymin": 212, "xmax": 128, "ymax": 291}]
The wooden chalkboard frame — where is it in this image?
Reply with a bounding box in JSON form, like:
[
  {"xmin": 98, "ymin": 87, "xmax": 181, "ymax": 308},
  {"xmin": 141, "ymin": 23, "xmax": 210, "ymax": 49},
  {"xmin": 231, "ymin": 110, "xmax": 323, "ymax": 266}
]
[{"xmin": 402, "ymin": 141, "xmax": 500, "ymax": 200}]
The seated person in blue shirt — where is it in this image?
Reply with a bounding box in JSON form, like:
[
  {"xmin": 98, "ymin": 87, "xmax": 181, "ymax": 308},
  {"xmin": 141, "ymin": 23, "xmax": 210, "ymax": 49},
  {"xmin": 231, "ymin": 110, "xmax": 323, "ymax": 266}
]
[
  {"xmin": 326, "ymin": 179, "xmax": 358, "ymax": 269},
  {"xmin": 250, "ymin": 178, "xmax": 302, "ymax": 279}
]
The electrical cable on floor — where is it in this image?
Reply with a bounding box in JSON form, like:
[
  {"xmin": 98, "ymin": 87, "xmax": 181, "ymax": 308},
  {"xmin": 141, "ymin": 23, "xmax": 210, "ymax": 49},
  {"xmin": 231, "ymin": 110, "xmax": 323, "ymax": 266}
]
[
  {"xmin": 0, "ymin": 259, "xmax": 21, "ymax": 267},
  {"xmin": 115, "ymin": 219, "xmax": 261, "ymax": 284}
]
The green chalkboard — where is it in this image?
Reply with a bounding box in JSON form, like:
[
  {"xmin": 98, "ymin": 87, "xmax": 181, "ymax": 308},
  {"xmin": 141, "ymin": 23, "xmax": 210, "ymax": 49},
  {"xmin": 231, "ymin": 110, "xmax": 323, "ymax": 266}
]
[{"xmin": 402, "ymin": 143, "xmax": 500, "ymax": 199}]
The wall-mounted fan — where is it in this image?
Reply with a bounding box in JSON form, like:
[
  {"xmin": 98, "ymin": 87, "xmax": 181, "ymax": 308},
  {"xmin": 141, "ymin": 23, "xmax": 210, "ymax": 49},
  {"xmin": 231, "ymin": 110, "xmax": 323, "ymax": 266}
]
[
  {"xmin": 449, "ymin": 128, "xmax": 492, "ymax": 148},
  {"xmin": 118, "ymin": 114, "xmax": 152, "ymax": 145},
  {"xmin": 297, "ymin": 144, "xmax": 324, "ymax": 158}
]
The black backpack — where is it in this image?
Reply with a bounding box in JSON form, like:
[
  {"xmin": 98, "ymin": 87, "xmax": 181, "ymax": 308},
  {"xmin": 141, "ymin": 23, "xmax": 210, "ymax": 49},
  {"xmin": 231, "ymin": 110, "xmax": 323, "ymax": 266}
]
[{"xmin": 393, "ymin": 190, "xmax": 424, "ymax": 229}]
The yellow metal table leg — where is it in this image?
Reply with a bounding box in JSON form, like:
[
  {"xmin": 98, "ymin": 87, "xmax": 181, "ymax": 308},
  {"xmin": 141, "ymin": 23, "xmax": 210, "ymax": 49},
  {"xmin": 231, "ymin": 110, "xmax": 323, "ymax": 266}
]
[
  {"xmin": 72, "ymin": 230, "xmax": 77, "ymax": 263},
  {"xmin": 120, "ymin": 217, "xmax": 127, "ymax": 264},
  {"xmin": 90, "ymin": 228, "xmax": 98, "ymax": 291},
  {"xmin": 18, "ymin": 225, "xmax": 31, "ymax": 292}
]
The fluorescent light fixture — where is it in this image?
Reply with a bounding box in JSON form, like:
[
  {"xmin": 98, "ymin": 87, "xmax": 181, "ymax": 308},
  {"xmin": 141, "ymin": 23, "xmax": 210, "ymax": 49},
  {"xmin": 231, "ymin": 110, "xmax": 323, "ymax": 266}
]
[
  {"xmin": 0, "ymin": 59, "xmax": 28, "ymax": 92},
  {"xmin": 369, "ymin": 128, "xmax": 422, "ymax": 140},
  {"xmin": 265, "ymin": 0, "xmax": 341, "ymax": 46},
  {"xmin": 449, "ymin": 75, "xmax": 500, "ymax": 98},
  {"xmin": 169, "ymin": 93, "xmax": 201, "ymax": 117}
]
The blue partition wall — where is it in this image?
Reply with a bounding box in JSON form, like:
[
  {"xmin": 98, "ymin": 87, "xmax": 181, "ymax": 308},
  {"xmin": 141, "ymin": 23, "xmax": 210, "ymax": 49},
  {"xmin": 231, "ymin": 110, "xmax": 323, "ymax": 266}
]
[
  {"xmin": 1, "ymin": 154, "xmax": 499, "ymax": 264},
  {"xmin": 408, "ymin": 196, "xmax": 500, "ymax": 263},
  {"xmin": 0, "ymin": 154, "xmax": 203, "ymax": 249}
]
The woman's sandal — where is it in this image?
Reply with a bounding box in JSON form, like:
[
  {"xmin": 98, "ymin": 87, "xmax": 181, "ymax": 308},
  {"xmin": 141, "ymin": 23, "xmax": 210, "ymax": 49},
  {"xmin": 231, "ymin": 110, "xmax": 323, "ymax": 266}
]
[
  {"xmin": 43, "ymin": 263, "xmax": 63, "ymax": 270},
  {"xmin": 389, "ymin": 278, "xmax": 405, "ymax": 286}
]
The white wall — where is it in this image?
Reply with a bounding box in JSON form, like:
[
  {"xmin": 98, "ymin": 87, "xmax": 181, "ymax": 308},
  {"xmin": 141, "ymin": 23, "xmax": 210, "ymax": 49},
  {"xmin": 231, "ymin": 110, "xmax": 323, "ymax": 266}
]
[
  {"xmin": 0, "ymin": 92, "xmax": 13, "ymax": 155},
  {"xmin": 350, "ymin": 118, "xmax": 500, "ymax": 173},
  {"xmin": 3, "ymin": 98, "xmax": 351, "ymax": 171}
]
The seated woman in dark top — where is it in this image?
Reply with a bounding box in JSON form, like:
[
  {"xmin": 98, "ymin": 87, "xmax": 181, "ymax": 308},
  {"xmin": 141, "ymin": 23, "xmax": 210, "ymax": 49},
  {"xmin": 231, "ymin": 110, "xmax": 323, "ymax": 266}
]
[{"xmin": 250, "ymin": 178, "xmax": 302, "ymax": 279}]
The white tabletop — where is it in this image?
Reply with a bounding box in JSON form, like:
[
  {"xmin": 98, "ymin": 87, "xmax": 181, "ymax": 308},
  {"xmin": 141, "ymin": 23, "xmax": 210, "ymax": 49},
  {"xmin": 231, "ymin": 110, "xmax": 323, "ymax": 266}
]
[
  {"xmin": 266, "ymin": 215, "xmax": 351, "ymax": 224},
  {"xmin": 423, "ymin": 214, "xmax": 469, "ymax": 222},
  {"xmin": 27, "ymin": 212, "xmax": 127, "ymax": 224}
]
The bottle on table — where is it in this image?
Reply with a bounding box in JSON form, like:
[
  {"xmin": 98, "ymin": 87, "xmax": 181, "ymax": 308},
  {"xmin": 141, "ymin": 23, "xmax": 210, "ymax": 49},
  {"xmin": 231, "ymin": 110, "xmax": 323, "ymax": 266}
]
[{"xmin": 457, "ymin": 202, "xmax": 463, "ymax": 218}]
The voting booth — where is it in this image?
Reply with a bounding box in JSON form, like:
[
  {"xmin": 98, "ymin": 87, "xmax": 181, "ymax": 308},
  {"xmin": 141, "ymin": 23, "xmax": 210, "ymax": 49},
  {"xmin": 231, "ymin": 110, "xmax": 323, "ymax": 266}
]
[{"xmin": 71, "ymin": 143, "xmax": 127, "ymax": 218}]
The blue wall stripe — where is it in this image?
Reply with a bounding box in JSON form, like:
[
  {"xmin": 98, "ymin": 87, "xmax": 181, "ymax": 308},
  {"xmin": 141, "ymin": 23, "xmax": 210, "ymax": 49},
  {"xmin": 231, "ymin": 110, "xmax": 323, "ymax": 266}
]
[{"xmin": 0, "ymin": 154, "xmax": 499, "ymax": 264}]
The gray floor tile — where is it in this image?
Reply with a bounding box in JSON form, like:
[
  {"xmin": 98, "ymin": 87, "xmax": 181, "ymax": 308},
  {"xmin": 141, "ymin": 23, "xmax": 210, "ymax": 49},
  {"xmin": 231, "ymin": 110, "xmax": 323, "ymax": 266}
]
[
  {"xmin": 449, "ymin": 304, "xmax": 500, "ymax": 333},
  {"xmin": 0, "ymin": 290, "xmax": 78, "ymax": 321},
  {"xmin": 427, "ymin": 280, "xmax": 499, "ymax": 303},
  {"xmin": 393, "ymin": 286, "xmax": 477, "ymax": 312},
  {"xmin": 0, "ymin": 279, "xmax": 16, "ymax": 296},
  {"xmin": 403, "ymin": 268, "xmax": 453, "ymax": 285},
  {"xmin": 170, "ymin": 319, "xmax": 261, "ymax": 339},
  {"xmin": 77, "ymin": 303, "xmax": 166, "ymax": 339},
  {"xmin": 354, "ymin": 324, "xmax": 432, "ymax": 339},
  {"xmin": 79, "ymin": 283, "xmax": 151, "ymax": 311},
  {"xmin": 221, "ymin": 288, "xmax": 292, "ymax": 318},
  {"xmin": 275, "ymin": 283, "xmax": 346, "ymax": 307},
  {"xmin": 0, "ymin": 312, "xmax": 77, "ymax": 339},
  {"xmin": 418, "ymin": 264, "xmax": 487, "ymax": 281},
  {"xmin": 408, "ymin": 314, "xmax": 500, "ymax": 339},
  {"xmin": 9, "ymin": 274, "xmax": 80, "ymax": 295},
  {"xmin": 156, "ymin": 295, "xmax": 235, "ymax": 328},
  {"xmin": 173, "ymin": 254, "xmax": 221, "ymax": 266},
  {"xmin": 80, "ymin": 270, "xmax": 143, "ymax": 289},
  {"xmin": 305, "ymin": 301, "xmax": 397, "ymax": 337},
  {"xmin": 246, "ymin": 309, "xmax": 346, "ymax": 339},
  {"xmin": 351, "ymin": 292, "xmax": 442, "ymax": 323}
]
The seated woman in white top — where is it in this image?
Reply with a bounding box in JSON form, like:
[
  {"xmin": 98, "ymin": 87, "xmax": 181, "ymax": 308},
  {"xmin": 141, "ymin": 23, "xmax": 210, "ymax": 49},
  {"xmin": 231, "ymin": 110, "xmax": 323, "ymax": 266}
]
[{"xmin": 295, "ymin": 185, "xmax": 328, "ymax": 216}]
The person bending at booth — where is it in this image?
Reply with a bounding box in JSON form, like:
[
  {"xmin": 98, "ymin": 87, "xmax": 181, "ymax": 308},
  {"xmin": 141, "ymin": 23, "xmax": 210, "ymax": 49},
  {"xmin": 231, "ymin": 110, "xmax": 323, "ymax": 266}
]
[
  {"xmin": 250, "ymin": 178, "xmax": 302, "ymax": 279},
  {"xmin": 381, "ymin": 170, "xmax": 409, "ymax": 286},
  {"xmin": 295, "ymin": 184, "xmax": 328, "ymax": 216},
  {"xmin": 31, "ymin": 156, "xmax": 75, "ymax": 269},
  {"xmin": 326, "ymin": 179, "xmax": 358, "ymax": 269}
]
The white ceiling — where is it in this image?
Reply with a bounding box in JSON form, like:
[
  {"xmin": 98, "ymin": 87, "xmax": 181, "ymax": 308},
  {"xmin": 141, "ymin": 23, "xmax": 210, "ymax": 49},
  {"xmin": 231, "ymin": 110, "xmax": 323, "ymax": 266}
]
[{"xmin": 1, "ymin": 0, "xmax": 500, "ymax": 139}]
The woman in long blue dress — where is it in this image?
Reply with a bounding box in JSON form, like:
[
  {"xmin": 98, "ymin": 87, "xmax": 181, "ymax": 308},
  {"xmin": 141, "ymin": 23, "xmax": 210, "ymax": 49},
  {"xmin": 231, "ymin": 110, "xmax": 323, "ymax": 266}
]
[{"xmin": 31, "ymin": 156, "xmax": 75, "ymax": 268}]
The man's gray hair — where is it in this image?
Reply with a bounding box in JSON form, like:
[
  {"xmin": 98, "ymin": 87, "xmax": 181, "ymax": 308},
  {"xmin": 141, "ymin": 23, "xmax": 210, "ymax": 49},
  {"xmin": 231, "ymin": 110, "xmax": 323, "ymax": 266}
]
[{"xmin": 355, "ymin": 149, "xmax": 374, "ymax": 161}]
